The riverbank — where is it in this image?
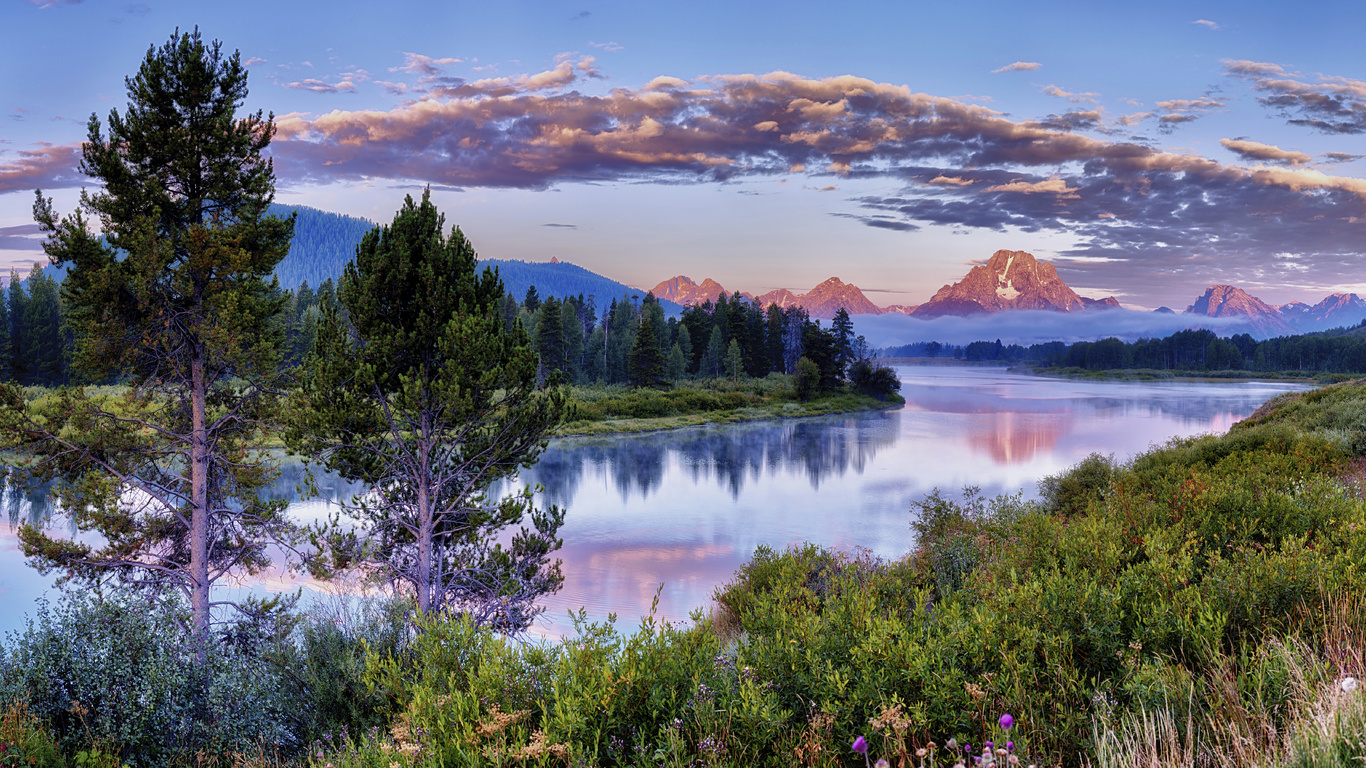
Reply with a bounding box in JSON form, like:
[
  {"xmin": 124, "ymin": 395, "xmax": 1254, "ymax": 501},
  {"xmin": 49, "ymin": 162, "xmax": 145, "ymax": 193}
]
[{"xmin": 555, "ymin": 376, "xmax": 904, "ymax": 436}]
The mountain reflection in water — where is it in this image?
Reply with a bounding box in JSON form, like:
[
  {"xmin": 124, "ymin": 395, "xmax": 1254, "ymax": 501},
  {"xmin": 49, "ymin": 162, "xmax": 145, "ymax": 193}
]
[{"xmin": 0, "ymin": 367, "xmax": 1309, "ymax": 639}]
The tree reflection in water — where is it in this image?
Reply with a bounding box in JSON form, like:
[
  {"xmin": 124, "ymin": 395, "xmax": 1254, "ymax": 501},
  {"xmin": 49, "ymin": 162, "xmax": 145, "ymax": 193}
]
[{"xmin": 519, "ymin": 411, "xmax": 901, "ymax": 508}]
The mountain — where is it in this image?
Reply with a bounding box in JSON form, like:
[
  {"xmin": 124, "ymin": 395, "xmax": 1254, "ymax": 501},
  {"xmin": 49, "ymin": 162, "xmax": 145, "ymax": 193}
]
[
  {"xmin": 269, "ymin": 204, "xmax": 376, "ymax": 290},
  {"xmin": 1278, "ymin": 293, "xmax": 1366, "ymax": 333},
  {"xmin": 650, "ymin": 276, "xmax": 734, "ymax": 306},
  {"xmin": 912, "ymin": 249, "xmax": 1116, "ymax": 318},
  {"xmin": 650, "ymin": 275, "xmax": 884, "ymax": 319},
  {"xmin": 487, "ymin": 259, "xmax": 683, "ymax": 315},
  {"xmin": 757, "ymin": 277, "xmax": 883, "ymax": 319},
  {"xmin": 1184, "ymin": 285, "xmax": 1293, "ymax": 337}
]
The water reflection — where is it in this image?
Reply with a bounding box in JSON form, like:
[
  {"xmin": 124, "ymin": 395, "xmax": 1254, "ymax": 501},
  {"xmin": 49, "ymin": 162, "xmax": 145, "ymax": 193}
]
[
  {"xmin": 1, "ymin": 368, "xmax": 1310, "ymax": 639},
  {"xmin": 522, "ymin": 413, "xmax": 901, "ymax": 508}
]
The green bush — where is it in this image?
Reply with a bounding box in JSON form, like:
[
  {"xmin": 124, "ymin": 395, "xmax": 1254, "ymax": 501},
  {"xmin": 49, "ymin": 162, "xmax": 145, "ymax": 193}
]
[{"xmin": 0, "ymin": 595, "xmax": 291, "ymax": 767}]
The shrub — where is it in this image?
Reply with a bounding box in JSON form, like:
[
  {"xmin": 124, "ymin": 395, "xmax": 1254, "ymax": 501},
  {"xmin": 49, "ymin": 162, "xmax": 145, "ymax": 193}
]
[{"xmin": 0, "ymin": 594, "xmax": 291, "ymax": 767}]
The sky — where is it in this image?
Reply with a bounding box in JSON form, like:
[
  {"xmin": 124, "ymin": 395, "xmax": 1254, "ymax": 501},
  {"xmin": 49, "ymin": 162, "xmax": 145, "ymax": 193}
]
[{"xmin": 4, "ymin": 0, "xmax": 1366, "ymax": 310}]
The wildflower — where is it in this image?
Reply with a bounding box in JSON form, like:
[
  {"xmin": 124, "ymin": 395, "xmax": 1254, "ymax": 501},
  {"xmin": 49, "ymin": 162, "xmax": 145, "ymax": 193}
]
[
  {"xmin": 1344, "ymin": 676, "xmax": 1359, "ymax": 693},
  {"xmin": 1006, "ymin": 741, "xmax": 1014, "ymax": 752},
  {"xmin": 875, "ymin": 761, "xmax": 889, "ymax": 768},
  {"xmin": 999, "ymin": 713, "xmax": 1014, "ymax": 729},
  {"xmin": 852, "ymin": 735, "xmax": 868, "ymax": 754}
]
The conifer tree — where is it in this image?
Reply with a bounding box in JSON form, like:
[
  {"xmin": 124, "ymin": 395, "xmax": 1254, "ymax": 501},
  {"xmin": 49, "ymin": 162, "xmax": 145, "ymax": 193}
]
[
  {"xmin": 287, "ymin": 191, "xmax": 567, "ymax": 628},
  {"xmin": 7, "ymin": 270, "xmax": 27, "ymax": 384},
  {"xmin": 536, "ymin": 295, "xmax": 566, "ymax": 377},
  {"xmin": 15, "ymin": 29, "xmax": 295, "ymax": 641}
]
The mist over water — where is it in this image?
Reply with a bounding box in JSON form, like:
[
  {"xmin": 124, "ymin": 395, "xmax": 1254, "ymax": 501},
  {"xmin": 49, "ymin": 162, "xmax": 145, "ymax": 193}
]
[{"xmin": 0, "ymin": 367, "xmax": 1308, "ymax": 639}]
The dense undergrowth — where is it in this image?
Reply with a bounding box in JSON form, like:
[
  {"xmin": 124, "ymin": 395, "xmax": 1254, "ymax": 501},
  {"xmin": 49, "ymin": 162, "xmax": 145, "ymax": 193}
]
[{"xmin": 4, "ymin": 380, "xmax": 1366, "ymax": 767}]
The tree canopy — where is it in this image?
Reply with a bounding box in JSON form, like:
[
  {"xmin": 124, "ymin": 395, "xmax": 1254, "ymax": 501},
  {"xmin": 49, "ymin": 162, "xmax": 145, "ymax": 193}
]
[
  {"xmin": 14, "ymin": 28, "xmax": 295, "ymax": 641},
  {"xmin": 287, "ymin": 191, "xmax": 568, "ymax": 630}
]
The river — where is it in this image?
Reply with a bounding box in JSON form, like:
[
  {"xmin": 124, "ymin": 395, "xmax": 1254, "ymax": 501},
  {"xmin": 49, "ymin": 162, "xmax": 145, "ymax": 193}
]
[{"xmin": 0, "ymin": 366, "xmax": 1307, "ymax": 639}]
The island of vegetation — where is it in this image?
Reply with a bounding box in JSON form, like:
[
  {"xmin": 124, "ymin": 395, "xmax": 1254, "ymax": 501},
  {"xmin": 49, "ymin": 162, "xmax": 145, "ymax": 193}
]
[{"xmin": 3, "ymin": 27, "xmax": 1366, "ymax": 768}]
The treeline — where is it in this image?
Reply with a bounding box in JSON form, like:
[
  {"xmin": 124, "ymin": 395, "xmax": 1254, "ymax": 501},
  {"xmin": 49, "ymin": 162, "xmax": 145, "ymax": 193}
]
[
  {"xmin": 953, "ymin": 324, "xmax": 1366, "ymax": 373},
  {"xmin": 510, "ymin": 286, "xmax": 898, "ymax": 397},
  {"xmin": 0, "ymin": 264, "xmax": 69, "ymax": 386}
]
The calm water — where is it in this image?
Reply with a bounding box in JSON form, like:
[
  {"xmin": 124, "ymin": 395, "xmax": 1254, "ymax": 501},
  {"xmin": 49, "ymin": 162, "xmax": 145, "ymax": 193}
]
[{"xmin": 0, "ymin": 367, "xmax": 1307, "ymax": 638}]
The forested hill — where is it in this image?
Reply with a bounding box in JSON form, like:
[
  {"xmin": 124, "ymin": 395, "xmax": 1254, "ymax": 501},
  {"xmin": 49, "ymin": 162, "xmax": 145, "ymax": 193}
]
[
  {"xmin": 268, "ymin": 204, "xmax": 376, "ymax": 291},
  {"xmin": 483, "ymin": 258, "xmax": 683, "ymax": 316},
  {"xmin": 37, "ymin": 204, "xmax": 682, "ymax": 314},
  {"xmin": 267, "ymin": 206, "xmax": 680, "ymax": 314}
]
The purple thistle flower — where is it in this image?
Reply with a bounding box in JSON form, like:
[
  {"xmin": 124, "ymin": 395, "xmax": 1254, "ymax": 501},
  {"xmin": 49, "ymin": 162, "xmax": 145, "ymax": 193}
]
[
  {"xmin": 1007, "ymin": 741, "xmax": 1014, "ymax": 752},
  {"xmin": 852, "ymin": 736, "xmax": 868, "ymax": 754},
  {"xmin": 999, "ymin": 713, "xmax": 1015, "ymax": 730}
]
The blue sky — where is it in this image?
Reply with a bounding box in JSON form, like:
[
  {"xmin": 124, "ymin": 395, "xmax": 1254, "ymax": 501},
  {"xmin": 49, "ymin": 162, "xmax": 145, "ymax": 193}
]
[{"xmin": 4, "ymin": 0, "xmax": 1366, "ymax": 309}]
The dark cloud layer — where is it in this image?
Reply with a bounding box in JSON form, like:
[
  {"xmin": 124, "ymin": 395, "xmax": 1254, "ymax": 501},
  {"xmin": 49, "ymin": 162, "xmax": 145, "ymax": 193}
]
[{"xmin": 1226, "ymin": 59, "xmax": 1366, "ymax": 134}]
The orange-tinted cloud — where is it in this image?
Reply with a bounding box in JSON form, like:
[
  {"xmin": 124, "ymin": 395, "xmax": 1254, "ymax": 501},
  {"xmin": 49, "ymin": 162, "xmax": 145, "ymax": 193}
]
[
  {"xmin": 0, "ymin": 143, "xmax": 83, "ymax": 193},
  {"xmin": 992, "ymin": 62, "xmax": 1040, "ymax": 74},
  {"xmin": 1220, "ymin": 138, "xmax": 1312, "ymax": 165}
]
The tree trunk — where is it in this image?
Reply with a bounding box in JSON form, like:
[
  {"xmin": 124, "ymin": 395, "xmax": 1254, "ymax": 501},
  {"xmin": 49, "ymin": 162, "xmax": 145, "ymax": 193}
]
[
  {"xmin": 416, "ymin": 428, "xmax": 433, "ymax": 614},
  {"xmin": 189, "ymin": 351, "xmax": 211, "ymax": 656}
]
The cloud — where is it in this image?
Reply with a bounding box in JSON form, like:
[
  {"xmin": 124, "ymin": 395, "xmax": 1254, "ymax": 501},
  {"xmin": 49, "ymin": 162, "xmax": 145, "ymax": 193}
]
[
  {"xmin": 984, "ymin": 177, "xmax": 1079, "ymax": 197},
  {"xmin": 123, "ymin": 3, "xmax": 149, "ymax": 16},
  {"xmin": 1220, "ymin": 138, "xmax": 1311, "ymax": 166},
  {"xmin": 1041, "ymin": 85, "xmax": 1098, "ymax": 104},
  {"xmin": 392, "ymin": 53, "xmax": 462, "ymax": 76},
  {"xmin": 542, "ymin": 223, "xmax": 578, "ymax": 228},
  {"xmin": 374, "ymin": 80, "xmax": 408, "ymax": 95},
  {"xmin": 28, "ymin": 0, "xmax": 80, "ymax": 6},
  {"xmin": 570, "ymin": 10, "xmax": 590, "ymax": 20},
  {"xmin": 992, "ymin": 62, "xmax": 1040, "ymax": 74},
  {"xmin": 589, "ymin": 41, "xmax": 623, "ymax": 52},
  {"xmin": 1325, "ymin": 152, "xmax": 1364, "ymax": 163},
  {"xmin": 285, "ymin": 77, "xmax": 360, "ymax": 94},
  {"xmin": 0, "ymin": 143, "xmax": 83, "ymax": 193},
  {"xmin": 1192, "ymin": 19, "xmax": 1220, "ymax": 30},
  {"xmin": 0, "ymin": 224, "xmax": 44, "ymax": 251},
  {"xmin": 267, "ymin": 66, "xmax": 1366, "ymax": 302},
  {"xmin": 1029, "ymin": 109, "xmax": 1103, "ymax": 132},
  {"xmin": 244, "ymin": 57, "xmax": 266, "ymax": 67},
  {"xmin": 1225, "ymin": 59, "xmax": 1366, "ymax": 134},
  {"xmin": 819, "ymin": 185, "xmax": 837, "ymax": 191}
]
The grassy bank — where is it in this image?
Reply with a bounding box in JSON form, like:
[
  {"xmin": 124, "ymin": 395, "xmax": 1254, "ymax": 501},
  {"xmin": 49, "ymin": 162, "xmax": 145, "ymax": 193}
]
[
  {"xmin": 4, "ymin": 381, "xmax": 1366, "ymax": 767},
  {"xmin": 557, "ymin": 375, "xmax": 904, "ymax": 436}
]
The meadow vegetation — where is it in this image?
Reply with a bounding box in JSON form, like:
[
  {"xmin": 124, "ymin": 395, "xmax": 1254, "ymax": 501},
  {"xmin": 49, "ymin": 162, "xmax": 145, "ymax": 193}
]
[{"xmin": 4, "ymin": 379, "xmax": 1366, "ymax": 767}]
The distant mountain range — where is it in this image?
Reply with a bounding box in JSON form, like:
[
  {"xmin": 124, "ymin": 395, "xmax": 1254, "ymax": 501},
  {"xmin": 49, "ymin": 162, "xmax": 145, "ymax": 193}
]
[
  {"xmin": 1184, "ymin": 284, "xmax": 1366, "ymax": 336},
  {"xmin": 104, "ymin": 205, "xmax": 1359, "ymax": 339}
]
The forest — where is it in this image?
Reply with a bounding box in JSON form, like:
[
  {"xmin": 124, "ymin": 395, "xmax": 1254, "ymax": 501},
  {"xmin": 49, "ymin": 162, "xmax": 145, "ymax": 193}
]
[{"xmin": 939, "ymin": 325, "xmax": 1366, "ymax": 374}]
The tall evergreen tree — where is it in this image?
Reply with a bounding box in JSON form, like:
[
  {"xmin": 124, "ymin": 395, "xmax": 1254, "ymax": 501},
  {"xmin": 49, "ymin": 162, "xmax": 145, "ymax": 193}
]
[
  {"xmin": 287, "ymin": 192, "xmax": 567, "ymax": 628},
  {"xmin": 21, "ymin": 263, "xmax": 64, "ymax": 385},
  {"xmin": 16, "ymin": 29, "xmax": 295, "ymax": 641},
  {"xmin": 560, "ymin": 297, "xmax": 584, "ymax": 384},
  {"xmin": 628, "ymin": 294, "xmax": 666, "ymax": 388},
  {"xmin": 8, "ymin": 269, "xmax": 27, "ymax": 384},
  {"xmin": 536, "ymin": 295, "xmax": 566, "ymax": 378}
]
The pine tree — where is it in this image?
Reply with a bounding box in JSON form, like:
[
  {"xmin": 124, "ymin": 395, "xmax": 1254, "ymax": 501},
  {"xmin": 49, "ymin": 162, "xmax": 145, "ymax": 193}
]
[
  {"xmin": 287, "ymin": 191, "xmax": 567, "ymax": 628},
  {"xmin": 560, "ymin": 297, "xmax": 584, "ymax": 384},
  {"xmin": 700, "ymin": 325, "xmax": 726, "ymax": 378},
  {"xmin": 17, "ymin": 29, "xmax": 295, "ymax": 641},
  {"xmin": 536, "ymin": 295, "xmax": 566, "ymax": 377},
  {"xmin": 628, "ymin": 294, "xmax": 666, "ymax": 388},
  {"xmin": 724, "ymin": 338, "xmax": 744, "ymax": 381},
  {"xmin": 8, "ymin": 270, "xmax": 27, "ymax": 384}
]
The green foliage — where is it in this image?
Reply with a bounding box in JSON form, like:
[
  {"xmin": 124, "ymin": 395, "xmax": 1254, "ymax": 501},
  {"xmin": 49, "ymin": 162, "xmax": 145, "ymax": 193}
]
[
  {"xmin": 794, "ymin": 356, "xmax": 819, "ymax": 401},
  {"xmin": 1037, "ymin": 452, "xmax": 1116, "ymax": 515},
  {"xmin": 287, "ymin": 191, "xmax": 567, "ymax": 626},
  {"xmin": 0, "ymin": 699, "xmax": 65, "ymax": 768},
  {"xmin": 17, "ymin": 28, "xmax": 295, "ymax": 638},
  {"xmin": 0, "ymin": 595, "xmax": 290, "ymax": 767}
]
